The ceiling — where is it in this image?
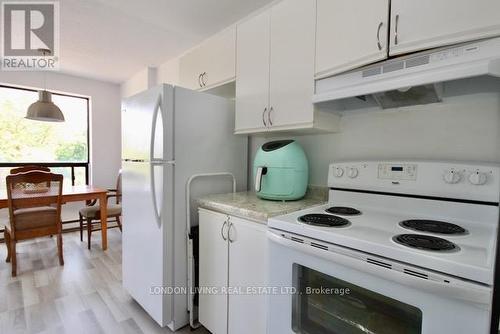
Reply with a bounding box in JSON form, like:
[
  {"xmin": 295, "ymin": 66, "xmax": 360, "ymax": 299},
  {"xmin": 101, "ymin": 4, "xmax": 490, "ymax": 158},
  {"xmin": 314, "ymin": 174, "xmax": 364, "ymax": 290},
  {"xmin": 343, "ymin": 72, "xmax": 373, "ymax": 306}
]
[{"xmin": 59, "ymin": 0, "xmax": 274, "ymax": 83}]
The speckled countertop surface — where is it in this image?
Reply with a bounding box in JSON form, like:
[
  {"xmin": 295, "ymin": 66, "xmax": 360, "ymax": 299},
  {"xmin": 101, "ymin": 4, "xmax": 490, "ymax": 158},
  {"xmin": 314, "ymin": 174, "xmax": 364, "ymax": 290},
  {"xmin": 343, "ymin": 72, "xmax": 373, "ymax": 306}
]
[{"xmin": 197, "ymin": 186, "xmax": 328, "ymax": 224}]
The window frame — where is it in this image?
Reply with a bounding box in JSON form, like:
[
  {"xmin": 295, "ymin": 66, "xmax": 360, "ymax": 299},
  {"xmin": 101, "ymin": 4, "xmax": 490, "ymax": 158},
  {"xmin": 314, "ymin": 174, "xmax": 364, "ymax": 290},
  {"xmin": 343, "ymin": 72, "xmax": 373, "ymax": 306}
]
[{"xmin": 0, "ymin": 84, "xmax": 90, "ymax": 185}]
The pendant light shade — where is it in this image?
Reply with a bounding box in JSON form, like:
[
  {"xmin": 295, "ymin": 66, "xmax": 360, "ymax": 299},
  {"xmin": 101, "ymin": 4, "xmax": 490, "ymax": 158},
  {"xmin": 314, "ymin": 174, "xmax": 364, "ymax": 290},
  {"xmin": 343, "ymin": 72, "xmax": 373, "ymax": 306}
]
[{"xmin": 26, "ymin": 90, "xmax": 65, "ymax": 122}]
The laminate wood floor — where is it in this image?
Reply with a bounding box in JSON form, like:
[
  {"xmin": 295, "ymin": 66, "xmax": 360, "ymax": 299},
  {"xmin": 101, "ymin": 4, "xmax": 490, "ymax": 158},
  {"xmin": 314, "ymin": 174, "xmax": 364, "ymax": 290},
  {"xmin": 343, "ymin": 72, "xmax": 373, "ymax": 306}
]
[{"xmin": 0, "ymin": 229, "xmax": 209, "ymax": 334}]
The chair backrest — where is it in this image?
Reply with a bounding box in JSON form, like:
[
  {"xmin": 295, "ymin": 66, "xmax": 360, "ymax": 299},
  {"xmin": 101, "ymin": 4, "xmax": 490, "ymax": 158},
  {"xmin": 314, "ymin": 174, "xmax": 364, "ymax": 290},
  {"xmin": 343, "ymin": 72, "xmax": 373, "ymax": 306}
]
[
  {"xmin": 10, "ymin": 165, "xmax": 51, "ymax": 174},
  {"xmin": 6, "ymin": 171, "xmax": 64, "ymax": 223},
  {"xmin": 116, "ymin": 169, "xmax": 122, "ymax": 204}
]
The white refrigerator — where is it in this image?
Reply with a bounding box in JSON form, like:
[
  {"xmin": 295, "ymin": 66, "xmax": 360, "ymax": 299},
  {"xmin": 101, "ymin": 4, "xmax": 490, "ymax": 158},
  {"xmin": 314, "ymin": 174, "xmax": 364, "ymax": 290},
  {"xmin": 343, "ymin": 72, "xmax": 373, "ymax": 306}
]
[{"xmin": 121, "ymin": 84, "xmax": 247, "ymax": 330}]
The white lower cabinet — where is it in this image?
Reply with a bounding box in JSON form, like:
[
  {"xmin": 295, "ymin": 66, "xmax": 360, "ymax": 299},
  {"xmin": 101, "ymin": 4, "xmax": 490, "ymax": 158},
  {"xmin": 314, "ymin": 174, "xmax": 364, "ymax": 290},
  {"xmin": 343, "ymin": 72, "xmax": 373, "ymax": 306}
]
[
  {"xmin": 199, "ymin": 209, "xmax": 229, "ymax": 334},
  {"xmin": 199, "ymin": 209, "xmax": 268, "ymax": 334}
]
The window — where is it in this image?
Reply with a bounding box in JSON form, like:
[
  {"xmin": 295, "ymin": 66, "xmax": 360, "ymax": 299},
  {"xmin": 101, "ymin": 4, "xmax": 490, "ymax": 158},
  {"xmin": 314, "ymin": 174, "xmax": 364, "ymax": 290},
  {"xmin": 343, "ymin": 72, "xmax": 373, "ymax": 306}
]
[{"xmin": 0, "ymin": 85, "xmax": 89, "ymax": 186}]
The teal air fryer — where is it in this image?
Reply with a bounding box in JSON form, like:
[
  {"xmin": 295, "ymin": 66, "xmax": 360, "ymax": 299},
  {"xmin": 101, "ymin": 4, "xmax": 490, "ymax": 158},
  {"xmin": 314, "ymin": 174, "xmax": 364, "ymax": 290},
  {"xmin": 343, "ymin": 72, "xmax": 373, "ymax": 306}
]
[{"xmin": 253, "ymin": 140, "xmax": 308, "ymax": 201}]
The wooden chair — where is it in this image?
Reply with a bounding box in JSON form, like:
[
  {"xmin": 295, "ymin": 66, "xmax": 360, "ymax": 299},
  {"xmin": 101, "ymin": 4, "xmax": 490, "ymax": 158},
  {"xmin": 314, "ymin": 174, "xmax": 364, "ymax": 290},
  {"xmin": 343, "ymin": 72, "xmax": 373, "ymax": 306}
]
[
  {"xmin": 79, "ymin": 171, "xmax": 122, "ymax": 249},
  {"xmin": 10, "ymin": 165, "xmax": 50, "ymax": 174},
  {"xmin": 10, "ymin": 165, "xmax": 52, "ymax": 195},
  {"xmin": 4, "ymin": 171, "xmax": 64, "ymax": 276}
]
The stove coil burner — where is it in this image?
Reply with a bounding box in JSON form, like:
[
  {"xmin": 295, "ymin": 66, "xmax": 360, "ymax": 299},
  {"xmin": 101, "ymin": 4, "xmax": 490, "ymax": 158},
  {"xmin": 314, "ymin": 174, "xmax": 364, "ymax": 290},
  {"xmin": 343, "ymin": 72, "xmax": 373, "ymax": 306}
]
[
  {"xmin": 393, "ymin": 234, "xmax": 458, "ymax": 252},
  {"xmin": 325, "ymin": 206, "xmax": 362, "ymax": 216},
  {"xmin": 298, "ymin": 214, "xmax": 350, "ymax": 227},
  {"xmin": 400, "ymin": 220, "xmax": 467, "ymax": 235}
]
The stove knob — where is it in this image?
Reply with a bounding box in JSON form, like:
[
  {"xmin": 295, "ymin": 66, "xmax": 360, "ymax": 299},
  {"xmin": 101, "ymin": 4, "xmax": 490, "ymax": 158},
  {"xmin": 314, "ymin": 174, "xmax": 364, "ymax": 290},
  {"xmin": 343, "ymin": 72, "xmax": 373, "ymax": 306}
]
[
  {"xmin": 334, "ymin": 167, "xmax": 344, "ymax": 177},
  {"xmin": 468, "ymin": 171, "xmax": 487, "ymax": 185},
  {"xmin": 443, "ymin": 170, "xmax": 461, "ymax": 184},
  {"xmin": 347, "ymin": 167, "xmax": 359, "ymax": 178}
]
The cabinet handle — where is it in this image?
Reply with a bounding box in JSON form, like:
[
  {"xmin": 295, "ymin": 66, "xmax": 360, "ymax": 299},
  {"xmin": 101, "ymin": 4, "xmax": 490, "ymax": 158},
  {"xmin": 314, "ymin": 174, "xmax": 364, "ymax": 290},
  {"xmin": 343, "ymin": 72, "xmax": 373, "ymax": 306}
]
[
  {"xmin": 228, "ymin": 222, "xmax": 235, "ymax": 243},
  {"xmin": 221, "ymin": 221, "xmax": 228, "ymax": 241},
  {"xmin": 201, "ymin": 72, "xmax": 207, "ymax": 87},
  {"xmin": 394, "ymin": 14, "xmax": 399, "ymax": 45},
  {"xmin": 198, "ymin": 73, "xmax": 203, "ymax": 88},
  {"xmin": 268, "ymin": 107, "xmax": 273, "ymax": 126},
  {"xmin": 376, "ymin": 22, "xmax": 383, "ymax": 50},
  {"xmin": 262, "ymin": 107, "xmax": 268, "ymax": 127}
]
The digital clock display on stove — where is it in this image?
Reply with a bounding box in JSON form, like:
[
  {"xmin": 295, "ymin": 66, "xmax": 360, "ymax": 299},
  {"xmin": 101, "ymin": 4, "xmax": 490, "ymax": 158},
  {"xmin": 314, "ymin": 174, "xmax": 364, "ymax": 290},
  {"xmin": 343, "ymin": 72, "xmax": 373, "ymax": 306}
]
[{"xmin": 378, "ymin": 163, "xmax": 417, "ymax": 180}]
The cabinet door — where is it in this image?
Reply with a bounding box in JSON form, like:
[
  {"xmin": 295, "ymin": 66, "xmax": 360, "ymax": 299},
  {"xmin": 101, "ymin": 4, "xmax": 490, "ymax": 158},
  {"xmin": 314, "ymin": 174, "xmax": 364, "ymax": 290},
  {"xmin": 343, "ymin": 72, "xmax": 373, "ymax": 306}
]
[
  {"xmin": 179, "ymin": 27, "xmax": 236, "ymax": 90},
  {"xmin": 390, "ymin": 0, "xmax": 500, "ymax": 56},
  {"xmin": 235, "ymin": 10, "xmax": 271, "ymax": 133},
  {"xmin": 228, "ymin": 217, "xmax": 268, "ymax": 334},
  {"xmin": 268, "ymin": 0, "xmax": 315, "ymax": 129},
  {"xmin": 179, "ymin": 47, "xmax": 205, "ymax": 90},
  {"xmin": 199, "ymin": 209, "xmax": 229, "ymax": 334},
  {"xmin": 201, "ymin": 26, "xmax": 236, "ymax": 89},
  {"xmin": 315, "ymin": 0, "xmax": 390, "ymax": 78}
]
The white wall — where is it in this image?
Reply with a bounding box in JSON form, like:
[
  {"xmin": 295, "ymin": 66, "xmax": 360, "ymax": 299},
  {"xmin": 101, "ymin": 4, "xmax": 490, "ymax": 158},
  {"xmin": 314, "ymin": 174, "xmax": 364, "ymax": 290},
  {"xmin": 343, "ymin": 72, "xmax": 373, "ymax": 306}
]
[
  {"xmin": 0, "ymin": 71, "xmax": 122, "ymax": 188},
  {"xmin": 250, "ymin": 79, "xmax": 500, "ymax": 186}
]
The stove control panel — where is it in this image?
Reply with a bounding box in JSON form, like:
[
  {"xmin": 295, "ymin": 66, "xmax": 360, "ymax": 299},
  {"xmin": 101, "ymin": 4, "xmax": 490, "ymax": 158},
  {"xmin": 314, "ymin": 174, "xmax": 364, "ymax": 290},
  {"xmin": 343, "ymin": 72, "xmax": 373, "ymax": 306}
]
[
  {"xmin": 328, "ymin": 161, "xmax": 500, "ymax": 203},
  {"xmin": 378, "ymin": 163, "xmax": 417, "ymax": 181}
]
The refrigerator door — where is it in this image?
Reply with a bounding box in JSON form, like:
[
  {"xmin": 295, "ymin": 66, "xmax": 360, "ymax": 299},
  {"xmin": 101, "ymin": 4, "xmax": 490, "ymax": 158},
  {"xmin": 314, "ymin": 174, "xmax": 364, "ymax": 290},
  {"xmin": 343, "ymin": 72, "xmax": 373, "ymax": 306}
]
[
  {"xmin": 122, "ymin": 160, "xmax": 174, "ymax": 327},
  {"xmin": 122, "ymin": 84, "xmax": 174, "ymax": 162}
]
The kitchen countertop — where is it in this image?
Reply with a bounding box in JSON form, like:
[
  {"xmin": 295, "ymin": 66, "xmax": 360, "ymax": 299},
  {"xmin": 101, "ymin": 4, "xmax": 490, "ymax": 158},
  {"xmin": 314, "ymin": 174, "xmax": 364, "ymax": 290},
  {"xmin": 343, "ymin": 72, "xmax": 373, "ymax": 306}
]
[{"xmin": 197, "ymin": 186, "xmax": 328, "ymax": 224}]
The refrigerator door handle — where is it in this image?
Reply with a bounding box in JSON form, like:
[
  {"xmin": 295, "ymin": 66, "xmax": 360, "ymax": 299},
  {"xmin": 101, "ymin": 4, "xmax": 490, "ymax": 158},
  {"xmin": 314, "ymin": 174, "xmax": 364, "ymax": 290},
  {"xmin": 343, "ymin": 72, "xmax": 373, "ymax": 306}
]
[
  {"xmin": 150, "ymin": 94, "xmax": 163, "ymax": 163},
  {"xmin": 150, "ymin": 163, "xmax": 162, "ymax": 228},
  {"xmin": 150, "ymin": 94, "xmax": 163, "ymax": 228}
]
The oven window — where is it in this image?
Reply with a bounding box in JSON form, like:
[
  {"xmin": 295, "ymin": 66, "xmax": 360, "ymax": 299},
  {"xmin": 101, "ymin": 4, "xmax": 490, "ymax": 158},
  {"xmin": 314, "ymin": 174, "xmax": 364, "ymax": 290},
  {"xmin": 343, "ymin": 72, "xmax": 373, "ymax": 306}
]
[{"xmin": 292, "ymin": 264, "xmax": 422, "ymax": 334}]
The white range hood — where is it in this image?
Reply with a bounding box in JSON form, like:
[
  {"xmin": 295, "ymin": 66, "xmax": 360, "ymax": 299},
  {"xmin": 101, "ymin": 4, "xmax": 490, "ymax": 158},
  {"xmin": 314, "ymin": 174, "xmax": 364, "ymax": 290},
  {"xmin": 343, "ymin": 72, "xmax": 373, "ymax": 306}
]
[{"xmin": 314, "ymin": 37, "xmax": 500, "ymax": 109}]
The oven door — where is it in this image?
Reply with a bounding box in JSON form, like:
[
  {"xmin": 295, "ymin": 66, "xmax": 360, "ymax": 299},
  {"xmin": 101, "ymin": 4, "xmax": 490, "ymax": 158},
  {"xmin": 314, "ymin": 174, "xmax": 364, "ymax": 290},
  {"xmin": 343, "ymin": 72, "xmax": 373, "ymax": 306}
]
[{"xmin": 267, "ymin": 230, "xmax": 492, "ymax": 334}]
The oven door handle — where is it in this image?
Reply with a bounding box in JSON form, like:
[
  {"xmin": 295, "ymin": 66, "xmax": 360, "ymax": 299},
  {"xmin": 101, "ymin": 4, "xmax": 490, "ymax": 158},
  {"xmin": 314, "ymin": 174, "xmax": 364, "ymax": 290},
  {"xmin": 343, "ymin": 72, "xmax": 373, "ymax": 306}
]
[{"xmin": 268, "ymin": 231, "xmax": 492, "ymax": 307}]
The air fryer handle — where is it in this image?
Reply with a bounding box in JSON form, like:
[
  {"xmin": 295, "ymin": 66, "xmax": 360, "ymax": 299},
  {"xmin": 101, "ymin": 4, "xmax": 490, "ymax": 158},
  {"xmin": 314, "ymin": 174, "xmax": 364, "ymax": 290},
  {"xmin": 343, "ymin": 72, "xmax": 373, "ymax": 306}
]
[{"xmin": 255, "ymin": 167, "xmax": 267, "ymax": 192}]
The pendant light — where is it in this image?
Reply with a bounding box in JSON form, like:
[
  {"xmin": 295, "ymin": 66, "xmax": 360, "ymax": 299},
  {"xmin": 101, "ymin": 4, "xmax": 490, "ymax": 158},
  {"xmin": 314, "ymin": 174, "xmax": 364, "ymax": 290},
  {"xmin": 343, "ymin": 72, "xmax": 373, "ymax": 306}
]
[{"xmin": 25, "ymin": 49, "xmax": 65, "ymax": 122}]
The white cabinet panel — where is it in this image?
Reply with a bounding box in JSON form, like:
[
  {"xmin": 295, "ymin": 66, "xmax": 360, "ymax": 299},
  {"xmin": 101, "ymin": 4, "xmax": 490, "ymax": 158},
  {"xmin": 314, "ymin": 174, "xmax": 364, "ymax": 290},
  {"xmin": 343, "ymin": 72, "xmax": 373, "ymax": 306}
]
[
  {"xmin": 201, "ymin": 26, "xmax": 236, "ymax": 89},
  {"xmin": 390, "ymin": 0, "xmax": 500, "ymax": 56},
  {"xmin": 228, "ymin": 217, "xmax": 268, "ymax": 334},
  {"xmin": 199, "ymin": 210, "xmax": 228, "ymax": 334},
  {"xmin": 179, "ymin": 47, "xmax": 205, "ymax": 90},
  {"xmin": 235, "ymin": 0, "xmax": 339, "ymax": 134},
  {"xmin": 235, "ymin": 10, "xmax": 271, "ymax": 133},
  {"xmin": 198, "ymin": 210, "xmax": 268, "ymax": 334},
  {"xmin": 180, "ymin": 27, "xmax": 236, "ymax": 90},
  {"xmin": 269, "ymin": 0, "xmax": 316, "ymax": 128},
  {"xmin": 315, "ymin": 0, "xmax": 390, "ymax": 78}
]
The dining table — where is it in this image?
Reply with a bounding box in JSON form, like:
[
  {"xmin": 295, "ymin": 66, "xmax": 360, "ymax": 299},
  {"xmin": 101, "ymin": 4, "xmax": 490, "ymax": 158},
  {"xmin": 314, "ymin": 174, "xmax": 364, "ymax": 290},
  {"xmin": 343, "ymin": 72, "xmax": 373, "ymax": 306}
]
[{"xmin": 0, "ymin": 185, "xmax": 109, "ymax": 250}]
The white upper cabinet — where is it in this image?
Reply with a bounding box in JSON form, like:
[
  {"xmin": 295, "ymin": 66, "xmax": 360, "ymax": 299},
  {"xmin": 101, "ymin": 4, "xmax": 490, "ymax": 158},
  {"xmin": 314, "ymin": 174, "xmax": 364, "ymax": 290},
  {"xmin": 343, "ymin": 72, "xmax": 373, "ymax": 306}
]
[
  {"xmin": 179, "ymin": 26, "xmax": 236, "ymax": 90},
  {"xmin": 235, "ymin": 0, "xmax": 339, "ymax": 134},
  {"xmin": 389, "ymin": 0, "xmax": 500, "ymax": 56},
  {"xmin": 235, "ymin": 10, "xmax": 271, "ymax": 133},
  {"xmin": 315, "ymin": 0, "xmax": 390, "ymax": 79},
  {"xmin": 268, "ymin": 0, "xmax": 316, "ymax": 128}
]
